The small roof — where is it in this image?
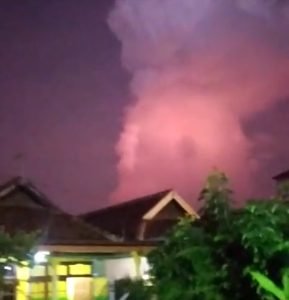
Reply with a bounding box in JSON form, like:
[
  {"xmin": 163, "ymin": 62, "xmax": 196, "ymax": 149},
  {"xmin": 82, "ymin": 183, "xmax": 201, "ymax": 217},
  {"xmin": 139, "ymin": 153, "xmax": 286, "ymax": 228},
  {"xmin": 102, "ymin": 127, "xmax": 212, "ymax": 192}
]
[
  {"xmin": 273, "ymin": 170, "xmax": 289, "ymax": 181},
  {"xmin": 84, "ymin": 189, "xmax": 172, "ymax": 219},
  {"xmin": 0, "ymin": 177, "xmax": 115, "ymax": 245},
  {"xmin": 0, "ymin": 176, "xmax": 59, "ymax": 210},
  {"xmin": 82, "ymin": 189, "xmax": 198, "ymax": 241}
]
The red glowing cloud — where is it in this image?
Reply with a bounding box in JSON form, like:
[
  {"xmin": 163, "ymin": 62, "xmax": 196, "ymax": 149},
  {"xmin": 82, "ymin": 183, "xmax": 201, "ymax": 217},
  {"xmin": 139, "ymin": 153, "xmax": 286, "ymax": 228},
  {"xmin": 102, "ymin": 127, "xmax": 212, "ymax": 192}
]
[{"xmin": 108, "ymin": 0, "xmax": 289, "ymax": 203}]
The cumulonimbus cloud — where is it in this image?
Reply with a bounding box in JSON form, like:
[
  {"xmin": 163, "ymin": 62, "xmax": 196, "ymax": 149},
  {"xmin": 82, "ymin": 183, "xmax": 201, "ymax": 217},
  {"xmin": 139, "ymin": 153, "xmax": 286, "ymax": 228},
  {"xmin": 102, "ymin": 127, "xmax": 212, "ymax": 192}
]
[{"xmin": 108, "ymin": 0, "xmax": 289, "ymax": 203}]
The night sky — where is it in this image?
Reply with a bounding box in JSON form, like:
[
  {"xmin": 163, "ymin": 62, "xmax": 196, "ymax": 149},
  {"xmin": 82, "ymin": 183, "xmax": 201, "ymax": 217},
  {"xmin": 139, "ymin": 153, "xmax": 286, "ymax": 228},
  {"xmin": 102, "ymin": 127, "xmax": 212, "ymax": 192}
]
[
  {"xmin": 1, "ymin": 0, "xmax": 289, "ymax": 214},
  {"xmin": 0, "ymin": 0, "xmax": 130, "ymax": 213}
]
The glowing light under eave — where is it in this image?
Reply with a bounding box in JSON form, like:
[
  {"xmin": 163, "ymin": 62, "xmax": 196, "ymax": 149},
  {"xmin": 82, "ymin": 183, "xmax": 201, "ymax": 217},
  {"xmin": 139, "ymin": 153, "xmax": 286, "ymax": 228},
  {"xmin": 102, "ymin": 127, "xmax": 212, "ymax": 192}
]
[{"xmin": 34, "ymin": 251, "xmax": 50, "ymax": 264}]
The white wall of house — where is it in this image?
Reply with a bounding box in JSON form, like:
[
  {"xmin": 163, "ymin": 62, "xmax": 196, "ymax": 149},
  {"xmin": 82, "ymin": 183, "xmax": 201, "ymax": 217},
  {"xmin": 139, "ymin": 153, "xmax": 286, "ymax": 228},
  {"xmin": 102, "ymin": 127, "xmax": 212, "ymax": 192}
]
[
  {"xmin": 105, "ymin": 257, "xmax": 150, "ymax": 281},
  {"xmin": 140, "ymin": 257, "xmax": 150, "ymax": 280},
  {"xmin": 105, "ymin": 258, "xmax": 137, "ymax": 281}
]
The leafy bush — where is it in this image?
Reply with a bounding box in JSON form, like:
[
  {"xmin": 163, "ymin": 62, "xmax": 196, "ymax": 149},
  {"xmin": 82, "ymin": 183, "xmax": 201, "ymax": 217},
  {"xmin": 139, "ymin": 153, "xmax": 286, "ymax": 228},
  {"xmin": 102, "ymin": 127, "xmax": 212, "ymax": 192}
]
[
  {"xmin": 0, "ymin": 230, "xmax": 37, "ymax": 284},
  {"xmin": 148, "ymin": 170, "xmax": 289, "ymax": 300},
  {"xmin": 114, "ymin": 277, "xmax": 152, "ymax": 300}
]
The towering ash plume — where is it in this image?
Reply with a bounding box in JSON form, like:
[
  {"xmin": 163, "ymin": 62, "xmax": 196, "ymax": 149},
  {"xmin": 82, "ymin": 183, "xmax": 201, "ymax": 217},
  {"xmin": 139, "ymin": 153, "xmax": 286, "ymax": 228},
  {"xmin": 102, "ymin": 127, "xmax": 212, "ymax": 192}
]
[{"xmin": 108, "ymin": 0, "xmax": 289, "ymax": 202}]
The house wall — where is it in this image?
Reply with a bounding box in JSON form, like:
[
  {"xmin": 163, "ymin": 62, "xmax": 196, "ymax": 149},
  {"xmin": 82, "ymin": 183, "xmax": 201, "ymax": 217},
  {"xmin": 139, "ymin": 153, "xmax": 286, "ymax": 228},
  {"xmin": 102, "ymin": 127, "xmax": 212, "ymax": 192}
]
[
  {"xmin": 16, "ymin": 264, "xmax": 30, "ymax": 300},
  {"xmin": 143, "ymin": 201, "xmax": 187, "ymax": 239},
  {"xmin": 14, "ymin": 252, "xmax": 150, "ymax": 300},
  {"xmin": 105, "ymin": 257, "xmax": 137, "ymax": 281},
  {"xmin": 15, "ymin": 255, "xmax": 109, "ymax": 300},
  {"xmin": 105, "ymin": 255, "xmax": 149, "ymax": 281},
  {"xmin": 154, "ymin": 200, "xmax": 186, "ymax": 220}
]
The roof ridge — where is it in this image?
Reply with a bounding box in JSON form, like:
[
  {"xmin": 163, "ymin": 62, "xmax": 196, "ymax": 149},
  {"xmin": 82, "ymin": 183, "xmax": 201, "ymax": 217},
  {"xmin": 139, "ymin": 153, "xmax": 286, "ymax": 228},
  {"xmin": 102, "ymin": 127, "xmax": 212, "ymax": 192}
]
[
  {"xmin": 273, "ymin": 169, "xmax": 289, "ymax": 180},
  {"xmin": 82, "ymin": 189, "xmax": 173, "ymax": 217},
  {"xmin": 0, "ymin": 176, "xmax": 59, "ymax": 210}
]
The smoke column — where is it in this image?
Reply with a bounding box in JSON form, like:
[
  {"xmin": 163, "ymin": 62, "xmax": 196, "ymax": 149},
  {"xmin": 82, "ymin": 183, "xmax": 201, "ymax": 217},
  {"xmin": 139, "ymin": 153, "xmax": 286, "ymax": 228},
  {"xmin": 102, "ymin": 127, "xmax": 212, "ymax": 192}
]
[{"xmin": 108, "ymin": 0, "xmax": 289, "ymax": 203}]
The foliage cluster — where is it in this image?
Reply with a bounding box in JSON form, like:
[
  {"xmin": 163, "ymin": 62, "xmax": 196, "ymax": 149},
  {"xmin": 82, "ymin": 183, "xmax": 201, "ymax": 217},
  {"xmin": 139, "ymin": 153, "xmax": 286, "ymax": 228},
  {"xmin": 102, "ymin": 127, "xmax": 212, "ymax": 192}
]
[
  {"xmin": 114, "ymin": 277, "xmax": 152, "ymax": 300},
  {"xmin": 148, "ymin": 170, "xmax": 289, "ymax": 300},
  {"xmin": 0, "ymin": 230, "xmax": 37, "ymax": 285}
]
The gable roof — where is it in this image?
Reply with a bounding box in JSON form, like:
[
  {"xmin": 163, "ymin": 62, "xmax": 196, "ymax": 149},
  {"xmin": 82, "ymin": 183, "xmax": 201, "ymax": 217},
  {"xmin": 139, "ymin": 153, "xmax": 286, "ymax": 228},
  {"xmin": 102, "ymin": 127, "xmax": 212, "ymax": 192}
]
[
  {"xmin": 143, "ymin": 190, "xmax": 197, "ymax": 220},
  {"xmin": 82, "ymin": 189, "xmax": 198, "ymax": 241},
  {"xmin": 0, "ymin": 177, "xmax": 115, "ymax": 245},
  {"xmin": 0, "ymin": 176, "xmax": 59, "ymax": 210},
  {"xmin": 84, "ymin": 189, "xmax": 172, "ymax": 220},
  {"xmin": 273, "ymin": 170, "xmax": 289, "ymax": 181}
]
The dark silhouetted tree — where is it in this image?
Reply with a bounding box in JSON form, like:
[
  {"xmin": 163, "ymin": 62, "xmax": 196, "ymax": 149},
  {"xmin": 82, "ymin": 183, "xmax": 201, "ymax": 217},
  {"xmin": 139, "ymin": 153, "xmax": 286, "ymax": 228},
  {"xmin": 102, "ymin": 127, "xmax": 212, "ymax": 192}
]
[{"xmin": 148, "ymin": 170, "xmax": 289, "ymax": 300}]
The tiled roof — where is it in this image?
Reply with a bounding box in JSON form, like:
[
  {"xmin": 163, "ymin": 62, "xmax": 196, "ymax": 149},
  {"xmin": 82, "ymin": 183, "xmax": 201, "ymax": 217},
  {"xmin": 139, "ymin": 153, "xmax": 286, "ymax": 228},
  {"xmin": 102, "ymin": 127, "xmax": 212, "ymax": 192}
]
[
  {"xmin": 82, "ymin": 189, "xmax": 175, "ymax": 240},
  {"xmin": 0, "ymin": 177, "xmax": 114, "ymax": 245},
  {"xmin": 273, "ymin": 169, "xmax": 289, "ymax": 181},
  {"xmin": 0, "ymin": 176, "xmax": 59, "ymax": 210}
]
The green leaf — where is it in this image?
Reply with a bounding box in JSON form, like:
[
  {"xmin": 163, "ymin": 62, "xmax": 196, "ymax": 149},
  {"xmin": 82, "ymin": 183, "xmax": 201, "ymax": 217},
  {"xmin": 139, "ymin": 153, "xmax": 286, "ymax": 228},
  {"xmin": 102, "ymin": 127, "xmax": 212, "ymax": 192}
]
[
  {"xmin": 282, "ymin": 269, "xmax": 289, "ymax": 299},
  {"xmin": 249, "ymin": 271, "xmax": 285, "ymax": 300}
]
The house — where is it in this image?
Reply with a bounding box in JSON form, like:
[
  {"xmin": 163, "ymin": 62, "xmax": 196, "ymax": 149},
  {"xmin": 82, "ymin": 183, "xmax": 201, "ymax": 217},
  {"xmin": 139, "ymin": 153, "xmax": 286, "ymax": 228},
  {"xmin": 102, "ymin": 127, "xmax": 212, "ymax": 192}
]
[
  {"xmin": 0, "ymin": 177, "xmax": 157, "ymax": 300},
  {"xmin": 82, "ymin": 189, "xmax": 198, "ymax": 242},
  {"xmin": 81, "ymin": 189, "xmax": 198, "ymax": 282}
]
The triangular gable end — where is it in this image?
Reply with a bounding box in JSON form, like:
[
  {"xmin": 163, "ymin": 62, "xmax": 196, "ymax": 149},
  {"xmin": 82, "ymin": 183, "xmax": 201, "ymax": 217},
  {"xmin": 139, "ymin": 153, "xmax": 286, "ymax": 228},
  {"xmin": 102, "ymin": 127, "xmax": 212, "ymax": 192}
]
[
  {"xmin": 142, "ymin": 190, "xmax": 199, "ymax": 220},
  {"xmin": 0, "ymin": 177, "xmax": 58, "ymax": 210}
]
